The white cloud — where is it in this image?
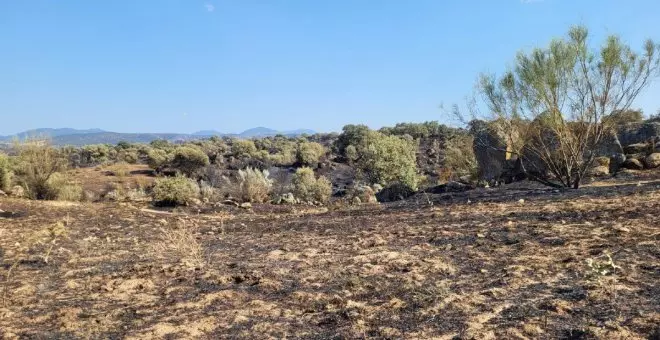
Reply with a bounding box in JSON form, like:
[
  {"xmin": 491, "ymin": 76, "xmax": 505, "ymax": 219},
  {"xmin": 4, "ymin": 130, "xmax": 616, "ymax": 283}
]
[{"xmin": 204, "ymin": 3, "xmax": 215, "ymax": 12}]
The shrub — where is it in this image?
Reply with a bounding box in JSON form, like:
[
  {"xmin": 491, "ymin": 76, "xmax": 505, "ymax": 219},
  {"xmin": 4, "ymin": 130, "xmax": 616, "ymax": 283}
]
[
  {"xmin": 45, "ymin": 172, "xmax": 83, "ymax": 201},
  {"xmin": 13, "ymin": 140, "xmax": 67, "ymax": 200},
  {"xmin": 375, "ymin": 182, "xmax": 416, "ymax": 202},
  {"xmin": 117, "ymin": 148, "xmax": 139, "ymax": 164},
  {"xmin": 292, "ymin": 167, "xmax": 332, "ymax": 203},
  {"xmin": 79, "ymin": 144, "xmax": 115, "ymax": 166},
  {"xmin": 146, "ymin": 149, "xmax": 171, "ymax": 170},
  {"xmin": 231, "ymin": 140, "xmax": 258, "ymax": 158},
  {"xmin": 235, "ymin": 167, "xmax": 273, "ymax": 203},
  {"xmin": 170, "ymin": 146, "xmax": 210, "ymax": 177},
  {"xmin": 356, "ymin": 132, "xmax": 419, "ymax": 190},
  {"xmin": 0, "ymin": 153, "xmax": 12, "ymax": 193},
  {"xmin": 152, "ymin": 174, "xmax": 200, "ymax": 206},
  {"xmin": 296, "ymin": 141, "xmax": 326, "ymax": 166},
  {"xmin": 334, "ymin": 124, "xmax": 370, "ymax": 157}
]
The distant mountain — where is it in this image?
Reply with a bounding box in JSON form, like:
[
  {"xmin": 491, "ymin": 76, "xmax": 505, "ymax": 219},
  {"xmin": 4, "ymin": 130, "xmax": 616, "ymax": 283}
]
[
  {"xmin": 192, "ymin": 130, "xmax": 224, "ymax": 136},
  {"xmin": 1, "ymin": 127, "xmax": 317, "ymax": 146},
  {"xmin": 0, "ymin": 128, "xmax": 106, "ymax": 141}
]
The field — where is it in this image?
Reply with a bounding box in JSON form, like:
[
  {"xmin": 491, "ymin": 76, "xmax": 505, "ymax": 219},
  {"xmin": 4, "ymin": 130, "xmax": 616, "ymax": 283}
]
[{"xmin": 1, "ymin": 174, "xmax": 659, "ymax": 339}]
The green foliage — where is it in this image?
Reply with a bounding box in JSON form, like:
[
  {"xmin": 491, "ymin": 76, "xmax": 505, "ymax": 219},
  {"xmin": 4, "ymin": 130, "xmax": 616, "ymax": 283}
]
[
  {"xmin": 117, "ymin": 148, "xmax": 139, "ymax": 164},
  {"xmin": 296, "ymin": 141, "xmax": 326, "ymax": 166},
  {"xmin": 236, "ymin": 167, "xmax": 273, "ymax": 203},
  {"xmin": 13, "ymin": 140, "xmax": 67, "ymax": 200},
  {"xmin": 379, "ymin": 121, "xmax": 459, "ymax": 140},
  {"xmin": 291, "ymin": 167, "xmax": 332, "ymax": 203},
  {"xmin": 0, "ymin": 153, "xmax": 13, "ymax": 192},
  {"xmin": 171, "ymin": 146, "xmax": 210, "ymax": 176},
  {"xmin": 334, "ymin": 124, "xmax": 370, "ymax": 158},
  {"xmin": 146, "ymin": 148, "xmax": 171, "ymax": 170},
  {"xmin": 356, "ymin": 131, "xmax": 419, "ymax": 190},
  {"xmin": 476, "ymin": 25, "xmax": 660, "ymax": 188},
  {"xmin": 152, "ymin": 174, "xmax": 200, "ymax": 206},
  {"xmin": 79, "ymin": 144, "xmax": 115, "ymax": 166},
  {"xmin": 231, "ymin": 139, "xmax": 258, "ymax": 158}
]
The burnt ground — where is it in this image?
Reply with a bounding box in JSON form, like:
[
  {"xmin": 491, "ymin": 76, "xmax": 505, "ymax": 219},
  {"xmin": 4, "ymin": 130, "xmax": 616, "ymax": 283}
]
[{"xmin": 0, "ymin": 177, "xmax": 659, "ymax": 339}]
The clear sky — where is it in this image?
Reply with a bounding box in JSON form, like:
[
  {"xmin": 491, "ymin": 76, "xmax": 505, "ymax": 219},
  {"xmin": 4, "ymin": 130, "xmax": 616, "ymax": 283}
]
[{"xmin": 1, "ymin": 0, "xmax": 659, "ymax": 135}]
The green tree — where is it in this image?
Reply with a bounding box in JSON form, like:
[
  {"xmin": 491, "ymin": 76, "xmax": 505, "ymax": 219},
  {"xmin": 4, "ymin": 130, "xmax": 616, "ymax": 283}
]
[
  {"xmin": 475, "ymin": 25, "xmax": 660, "ymax": 188},
  {"xmin": 296, "ymin": 141, "xmax": 326, "ymax": 166}
]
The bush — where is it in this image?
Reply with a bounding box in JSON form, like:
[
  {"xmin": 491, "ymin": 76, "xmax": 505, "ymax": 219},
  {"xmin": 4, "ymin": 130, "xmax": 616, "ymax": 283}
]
[
  {"xmin": 375, "ymin": 182, "xmax": 416, "ymax": 202},
  {"xmin": 152, "ymin": 174, "xmax": 200, "ymax": 206},
  {"xmin": 605, "ymin": 109, "xmax": 644, "ymax": 126},
  {"xmin": 171, "ymin": 146, "xmax": 210, "ymax": 176},
  {"xmin": 231, "ymin": 140, "xmax": 258, "ymax": 158},
  {"xmin": 146, "ymin": 149, "xmax": 171, "ymax": 170},
  {"xmin": 292, "ymin": 167, "xmax": 332, "ymax": 203},
  {"xmin": 356, "ymin": 131, "xmax": 419, "ymax": 190},
  {"xmin": 45, "ymin": 172, "xmax": 83, "ymax": 201},
  {"xmin": 296, "ymin": 141, "xmax": 325, "ymax": 166},
  {"xmin": 13, "ymin": 140, "xmax": 67, "ymax": 200},
  {"xmin": 0, "ymin": 153, "xmax": 12, "ymax": 192},
  {"xmin": 235, "ymin": 167, "xmax": 273, "ymax": 203}
]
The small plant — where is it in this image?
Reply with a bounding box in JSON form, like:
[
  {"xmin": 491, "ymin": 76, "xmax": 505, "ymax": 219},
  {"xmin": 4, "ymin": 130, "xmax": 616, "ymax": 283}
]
[
  {"xmin": 44, "ymin": 172, "xmax": 83, "ymax": 201},
  {"xmin": 152, "ymin": 174, "xmax": 200, "ymax": 206},
  {"xmin": 585, "ymin": 252, "xmax": 622, "ymax": 302},
  {"xmin": 292, "ymin": 167, "xmax": 332, "ymax": 203},
  {"xmin": 12, "ymin": 139, "xmax": 67, "ymax": 200},
  {"xmin": 236, "ymin": 167, "xmax": 273, "ymax": 203},
  {"xmin": 152, "ymin": 221, "xmax": 205, "ymax": 268}
]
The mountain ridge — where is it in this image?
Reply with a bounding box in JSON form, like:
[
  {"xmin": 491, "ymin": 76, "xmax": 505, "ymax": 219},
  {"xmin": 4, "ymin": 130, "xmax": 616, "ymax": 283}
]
[{"xmin": 0, "ymin": 127, "xmax": 317, "ymax": 146}]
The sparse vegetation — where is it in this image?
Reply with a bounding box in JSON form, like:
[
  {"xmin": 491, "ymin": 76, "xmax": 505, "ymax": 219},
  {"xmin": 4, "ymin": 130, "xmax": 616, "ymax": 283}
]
[
  {"xmin": 12, "ymin": 140, "xmax": 67, "ymax": 199},
  {"xmin": 234, "ymin": 167, "xmax": 273, "ymax": 203}
]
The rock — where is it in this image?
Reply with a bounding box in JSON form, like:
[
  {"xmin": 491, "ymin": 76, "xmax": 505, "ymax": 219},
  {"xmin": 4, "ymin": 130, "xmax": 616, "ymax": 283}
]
[
  {"xmin": 593, "ymin": 156, "xmax": 610, "ymax": 167},
  {"xmin": 10, "ymin": 185, "xmax": 25, "ymax": 198},
  {"xmin": 351, "ymin": 185, "xmax": 378, "ymax": 203},
  {"xmin": 239, "ymin": 202, "xmax": 252, "ymax": 209},
  {"xmin": 644, "ymin": 153, "xmax": 660, "ymax": 168},
  {"xmin": 624, "ymin": 142, "xmax": 650, "ymax": 154},
  {"xmin": 0, "ymin": 190, "xmax": 6, "ymax": 197},
  {"xmin": 609, "ymin": 153, "xmax": 626, "ymax": 174},
  {"xmin": 371, "ymin": 184, "xmax": 383, "ymax": 193},
  {"xmin": 622, "ymin": 158, "xmax": 644, "ymax": 170},
  {"xmin": 426, "ymin": 181, "xmax": 473, "ymax": 194},
  {"xmin": 589, "ymin": 165, "xmax": 610, "ymax": 177},
  {"xmin": 189, "ymin": 198, "xmax": 202, "ymax": 206},
  {"xmin": 616, "ymin": 122, "xmax": 660, "ymax": 147},
  {"xmin": 351, "ymin": 196, "xmax": 362, "ymax": 205},
  {"xmin": 280, "ymin": 193, "xmax": 296, "ymax": 204},
  {"xmin": 222, "ymin": 199, "xmax": 240, "ymax": 207},
  {"xmin": 375, "ymin": 183, "xmax": 414, "ymax": 202}
]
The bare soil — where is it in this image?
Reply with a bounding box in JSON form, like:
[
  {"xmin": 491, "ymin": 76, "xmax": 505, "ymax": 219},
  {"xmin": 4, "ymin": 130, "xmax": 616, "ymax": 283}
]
[{"xmin": 1, "ymin": 176, "xmax": 659, "ymax": 339}]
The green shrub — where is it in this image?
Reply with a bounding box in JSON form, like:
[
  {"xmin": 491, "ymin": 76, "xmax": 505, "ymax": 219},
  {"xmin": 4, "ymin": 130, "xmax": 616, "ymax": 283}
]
[
  {"xmin": 117, "ymin": 148, "xmax": 139, "ymax": 164},
  {"xmin": 13, "ymin": 140, "xmax": 67, "ymax": 200},
  {"xmin": 171, "ymin": 146, "xmax": 210, "ymax": 176},
  {"xmin": 236, "ymin": 167, "xmax": 273, "ymax": 203},
  {"xmin": 152, "ymin": 174, "xmax": 200, "ymax": 206},
  {"xmin": 45, "ymin": 172, "xmax": 83, "ymax": 201},
  {"xmin": 292, "ymin": 167, "xmax": 332, "ymax": 203},
  {"xmin": 356, "ymin": 131, "xmax": 419, "ymax": 190},
  {"xmin": 334, "ymin": 124, "xmax": 370, "ymax": 157},
  {"xmin": 231, "ymin": 140, "xmax": 258, "ymax": 158},
  {"xmin": 0, "ymin": 153, "xmax": 12, "ymax": 192},
  {"xmin": 296, "ymin": 141, "xmax": 326, "ymax": 166},
  {"xmin": 147, "ymin": 149, "xmax": 171, "ymax": 170}
]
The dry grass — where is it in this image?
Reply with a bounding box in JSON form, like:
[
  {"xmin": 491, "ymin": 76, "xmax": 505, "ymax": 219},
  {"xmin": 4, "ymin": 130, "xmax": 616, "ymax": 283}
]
[{"xmin": 151, "ymin": 221, "xmax": 206, "ymax": 269}]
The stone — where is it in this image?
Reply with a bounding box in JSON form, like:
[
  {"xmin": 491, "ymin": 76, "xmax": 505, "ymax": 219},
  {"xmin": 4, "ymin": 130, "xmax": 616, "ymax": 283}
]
[
  {"xmin": 280, "ymin": 193, "xmax": 296, "ymax": 204},
  {"xmin": 624, "ymin": 143, "xmax": 650, "ymax": 154},
  {"xmin": 622, "ymin": 158, "xmax": 644, "ymax": 170},
  {"xmin": 0, "ymin": 190, "xmax": 6, "ymax": 197},
  {"xmin": 10, "ymin": 185, "xmax": 25, "ymax": 198},
  {"xmin": 239, "ymin": 202, "xmax": 252, "ymax": 209},
  {"xmin": 644, "ymin": 153, "xmax": 660, "ymax": 169},
  {"xmin": 609, "ymin": 153, "xmax": 627, "ymax": 174},
  {"xmin": 589, "ymin": 165, "xmax": 610, "ymax": 177}
]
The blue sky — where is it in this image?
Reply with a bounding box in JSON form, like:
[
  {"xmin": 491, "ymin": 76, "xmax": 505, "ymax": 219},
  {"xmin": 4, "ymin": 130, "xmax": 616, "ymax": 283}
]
[{"xmin": 1, "ymin": 0, "xmax": 659, "ymax": 135}]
